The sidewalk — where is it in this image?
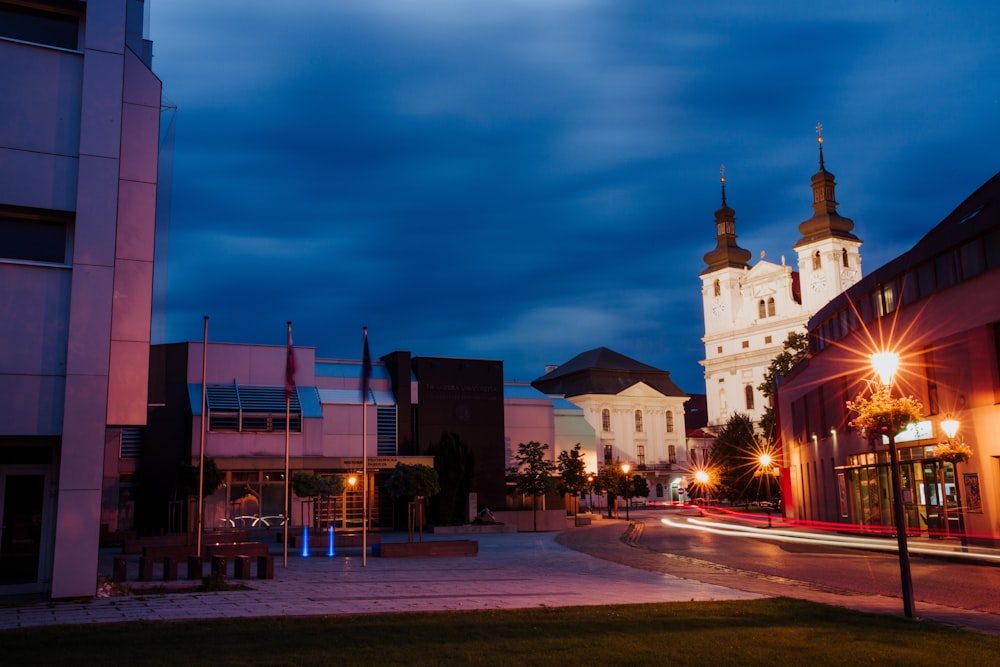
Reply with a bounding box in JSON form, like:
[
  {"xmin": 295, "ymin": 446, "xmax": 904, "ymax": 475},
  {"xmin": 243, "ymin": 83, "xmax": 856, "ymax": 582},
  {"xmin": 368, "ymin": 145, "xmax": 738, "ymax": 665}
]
[
  {"xmin": 0, "ymin": 528, "xmax": 759, "ymax": 629},
  {"xmin": 2, "ymin": 522, "xmax": 999, "ymax": 635}
]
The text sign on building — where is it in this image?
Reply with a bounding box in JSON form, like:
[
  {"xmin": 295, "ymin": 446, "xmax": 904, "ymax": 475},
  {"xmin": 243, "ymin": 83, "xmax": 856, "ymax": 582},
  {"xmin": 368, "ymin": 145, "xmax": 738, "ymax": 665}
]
[{"xmin": 883, "ymin": 420, "xmax": 933, "ymax": 445}]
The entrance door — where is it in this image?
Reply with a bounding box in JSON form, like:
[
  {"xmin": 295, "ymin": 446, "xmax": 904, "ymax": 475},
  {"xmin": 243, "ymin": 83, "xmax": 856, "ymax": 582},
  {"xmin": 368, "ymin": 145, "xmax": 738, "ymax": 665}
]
[{"xmin": 0, "ymin": 469, "xmax": 50, "ymax": 594}]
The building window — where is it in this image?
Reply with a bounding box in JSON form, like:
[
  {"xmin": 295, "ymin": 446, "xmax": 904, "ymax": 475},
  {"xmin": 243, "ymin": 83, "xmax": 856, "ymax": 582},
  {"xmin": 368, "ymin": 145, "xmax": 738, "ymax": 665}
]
[
  {"xmin": 813, "ymin": 251, "xmax": 822, "ymax": 270},
  {"xmin": 842, "ymin": 248, "xmax": 849, "ymax": 267},
  {"xmin": 665, "ymin": 410, "xmax": 674, "ymax": 433},
  {"xmin": 745, "ymin": 385, "xmax": 755, "ymax": 410},
  {"xmin": 767, "ymin": 297, "xmax": 776, "ymax": 317},
  {"xmin": 742, "ymin": 340, "xmax": 749, "ymax": 349},
  {"xmin": 765, "ymin": 335, "xmax": 772, "ymax": 344},
  {"xmin": 668, "ymin": 445, "xmax": 677, "ymax": 465},
  {"xmin": 636, "ymin": 445, "xmax": 645, "ymax": 467},
  {"xmin": 719, "ymin": 388, "xmax": 727, "ymax": 411},
  {"xmin": 0, "ymin": 207, "xmax": 71, "ymax": 264},
  {"xmin": 717, "ymin": 345, "xmax": 723, "ymax": 354},
  {"xmin": 634, "ymin": 410, "xmax": 643, "ymax": 433},
  {"xmin": 0, "ymin": 3, "xmax": 80, "ymax": 50},
  {"xmin": 207, "ymin": 384, "xmax": 302, "ymax": 432},
  {"xmin": 601, "ymin": 408, "xmax": 611, "ymax": 432},
  {"xmin": 603, "ymin": 444, "xmax": 613, "ymax": 466},
  {"xmin": 758, "ymin": 300, "xmax": 766, "ymax": 319},
  {"xmin": 713, "ymin": 279, "xmax": 721, "ymax": 297}
]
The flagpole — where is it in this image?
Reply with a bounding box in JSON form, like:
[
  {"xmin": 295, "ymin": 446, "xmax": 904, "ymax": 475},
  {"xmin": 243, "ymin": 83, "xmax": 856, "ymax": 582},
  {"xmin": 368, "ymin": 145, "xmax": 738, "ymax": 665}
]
[
  {"xmin": 197, "ymin": 316, "xmax": 208, "ymax": 559},
  {"xmin": 283, "ymin": 321, "xmax": 293, "ymax": 568},
  {"xmin": 362, "ymin": 326, "xmax": 369, "ymax": 568}
]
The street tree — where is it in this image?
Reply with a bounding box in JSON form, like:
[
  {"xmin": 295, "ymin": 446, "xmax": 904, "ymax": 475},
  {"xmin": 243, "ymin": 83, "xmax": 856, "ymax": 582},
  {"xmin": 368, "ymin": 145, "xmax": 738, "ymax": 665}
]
[
  {"xmin": 426, "ymin": 432, "xmax": 474, "ymax": 526},
  {"xmin": 556, "ymin": 443, "xmax": 589, "ymax": 516},
  {"xmin": 757, "ymin": 331, "xmax": 809, "ymax": 442},
  {"xmin": 710, "ymin": 413, "xmax": 762, "ymax": 503},
  {"xmin": 510, "ymin": 441, "xmax": 557, "ymax": 531}
]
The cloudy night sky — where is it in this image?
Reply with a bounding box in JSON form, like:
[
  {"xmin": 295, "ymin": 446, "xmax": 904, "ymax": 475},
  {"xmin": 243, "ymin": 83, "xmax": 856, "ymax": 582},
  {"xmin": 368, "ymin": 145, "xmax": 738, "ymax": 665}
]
[{"xmin": 150, "ymin": 1, "xmax": 999, "ymax": 393}]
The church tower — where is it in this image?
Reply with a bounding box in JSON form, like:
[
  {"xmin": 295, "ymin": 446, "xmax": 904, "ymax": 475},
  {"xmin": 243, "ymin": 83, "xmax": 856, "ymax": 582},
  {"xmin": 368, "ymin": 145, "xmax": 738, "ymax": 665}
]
[
  {"xmin": 794, "ymin": 125, "xmax": 863, "ymax": 314},
  {"xmin": 699, "ymin": 129, "xmax": 863, "ymax": 430}
]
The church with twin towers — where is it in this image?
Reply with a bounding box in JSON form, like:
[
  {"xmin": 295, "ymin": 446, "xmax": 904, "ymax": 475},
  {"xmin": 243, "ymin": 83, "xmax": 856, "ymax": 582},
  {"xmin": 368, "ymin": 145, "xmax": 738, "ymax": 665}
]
[{"xmin": 700, "ymin": 128, "xmax": 864, "ymax": 430}]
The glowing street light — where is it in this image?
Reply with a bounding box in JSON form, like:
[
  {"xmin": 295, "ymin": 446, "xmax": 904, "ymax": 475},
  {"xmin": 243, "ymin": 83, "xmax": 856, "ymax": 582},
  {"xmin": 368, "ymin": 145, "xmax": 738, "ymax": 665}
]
[
  {"xmin": 871, "ymin": 350, "xmax": 915, "ymax": 619},
  {"xmin": 621, "ymin": 463, "xmax": 631, "ymax": 521},
  {"xmin": 936, "ymin": 418, "xmax": 970, "ymax": 552}
]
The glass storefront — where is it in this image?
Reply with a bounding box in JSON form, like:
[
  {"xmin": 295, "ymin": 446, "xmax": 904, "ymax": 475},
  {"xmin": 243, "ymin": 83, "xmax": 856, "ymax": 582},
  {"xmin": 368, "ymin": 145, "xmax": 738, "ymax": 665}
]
[{"xmin": 841, "ymin": 444, "xmax": 956, "ymax": 536}]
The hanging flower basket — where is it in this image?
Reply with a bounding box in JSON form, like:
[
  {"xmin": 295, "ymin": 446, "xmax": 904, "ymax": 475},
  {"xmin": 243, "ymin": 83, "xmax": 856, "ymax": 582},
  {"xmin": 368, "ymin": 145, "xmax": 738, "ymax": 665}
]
[
  {"xmin": 846, "ymin": 385, "xmax": 923, "ymax": 443},
  {"xmin": 934, "ymin": 441, "xmax": 972, "ymax": 463}
]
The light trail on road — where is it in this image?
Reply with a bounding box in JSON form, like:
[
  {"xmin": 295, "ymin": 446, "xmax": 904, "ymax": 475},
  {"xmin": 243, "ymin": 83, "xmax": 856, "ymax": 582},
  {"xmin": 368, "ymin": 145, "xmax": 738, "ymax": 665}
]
[{"xmin": 660, "ymin": 516, "xmax": 1000, "ymax": 563}]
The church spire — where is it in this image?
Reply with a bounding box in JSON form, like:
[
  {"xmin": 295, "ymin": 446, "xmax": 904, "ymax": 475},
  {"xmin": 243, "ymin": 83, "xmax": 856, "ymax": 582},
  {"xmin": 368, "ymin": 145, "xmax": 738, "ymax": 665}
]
[
  {"xmin": 794, "ymin": 125, "xmax": 858, "ymax": 248},
  {"xmin": 702, "ymin": 165, "xmax": 751, "ymax": 275}
]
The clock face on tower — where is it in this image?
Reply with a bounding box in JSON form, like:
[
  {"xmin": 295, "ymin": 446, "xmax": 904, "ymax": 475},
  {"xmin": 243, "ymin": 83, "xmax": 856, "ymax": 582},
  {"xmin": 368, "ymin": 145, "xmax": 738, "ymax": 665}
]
[
  {"xmin": 711, "ymin": 299, "xmax": 726, "ymax": 316},
  {"xmin": 809, "ymin": 273, "xmax": 827, "ymax": 293}
]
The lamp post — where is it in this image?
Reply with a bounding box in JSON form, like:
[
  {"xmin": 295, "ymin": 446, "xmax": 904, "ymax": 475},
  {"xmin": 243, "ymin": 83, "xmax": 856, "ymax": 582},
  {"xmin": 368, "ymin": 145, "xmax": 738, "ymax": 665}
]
[
  {"xmin": 940, "ymin": 419, "xmax": 968, "ymax": 552},
  {"xmin": 621, "ymin": 463, "xmax": 631, "ymax": 521},
  {"xmin": 758, "ymin": 453, "xmax": 775, "ymax": 528},
  {"xmin": 587, "ymin": 473, "xmax": 595, "ymax": 513},
  {"xmin": 870, "ymin": 352, "xmax": 915, "ymax": 619}
]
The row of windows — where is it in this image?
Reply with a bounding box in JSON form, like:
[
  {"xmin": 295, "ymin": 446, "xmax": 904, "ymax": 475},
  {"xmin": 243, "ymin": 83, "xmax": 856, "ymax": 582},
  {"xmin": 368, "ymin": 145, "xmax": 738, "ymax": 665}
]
[
  {"xmin": 812, "ymin": 248, "xmax": 851, "ymax": 271},
  {"xmin": 0, "ymin": 2, "xmax": 81, "ymax": 51},
  {"xmin": 813, "ymin": 225, "xmax": 1000, "ymax": 352},
  {"xmin": 602, "ymin": 444, "xmax": 678, "ymax": 466},
  {"xmin": 600, "ymin": 409, "xmax": 675, "ymax": 433},
  {"xmin": 718, "ymin": 385, "xmax": 756, "ymax": 412}
]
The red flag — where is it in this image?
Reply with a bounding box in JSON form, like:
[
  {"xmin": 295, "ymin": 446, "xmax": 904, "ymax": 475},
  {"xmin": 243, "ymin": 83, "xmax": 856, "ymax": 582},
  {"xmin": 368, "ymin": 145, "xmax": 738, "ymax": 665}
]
[
  {"xmin": 361, "ymin": 326, "xmax": 371, "ymax": 402},
  {"xmin": 285, "ymin": 322, "xmax": 296, "ymax": 398}
]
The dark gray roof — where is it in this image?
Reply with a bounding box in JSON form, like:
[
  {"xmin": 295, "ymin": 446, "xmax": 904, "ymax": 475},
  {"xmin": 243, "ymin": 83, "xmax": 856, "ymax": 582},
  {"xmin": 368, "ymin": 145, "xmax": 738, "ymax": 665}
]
[{"xmin": 531, "ymin": 347, "xmax": 687, "ymax": 398}]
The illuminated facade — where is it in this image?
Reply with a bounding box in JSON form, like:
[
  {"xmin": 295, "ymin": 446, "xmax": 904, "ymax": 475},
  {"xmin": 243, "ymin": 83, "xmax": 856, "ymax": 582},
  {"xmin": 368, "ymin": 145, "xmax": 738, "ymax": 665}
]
[
  {"xmin": 776, "ymin": 171, "xmax": 1000, "ymax": 544},
  {"xmin": 0, "ymin": 1, "xmax": 164, "ymax": 597},
  {"xmin": 700, "ymin": 141, "xmax": 862, "ymax": 429}
]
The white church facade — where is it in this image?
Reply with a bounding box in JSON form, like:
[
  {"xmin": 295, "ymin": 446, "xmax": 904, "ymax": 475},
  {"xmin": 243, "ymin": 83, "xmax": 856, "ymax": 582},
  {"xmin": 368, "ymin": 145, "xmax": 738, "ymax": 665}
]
[{"xmin": 700, "ymin": 135, "xmax": 863, "ymax": 430}]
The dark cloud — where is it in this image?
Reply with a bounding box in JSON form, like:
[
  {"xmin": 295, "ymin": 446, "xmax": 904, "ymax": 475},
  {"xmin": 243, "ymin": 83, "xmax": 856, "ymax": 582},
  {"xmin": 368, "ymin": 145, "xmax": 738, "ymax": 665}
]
[{"xmin": 153, "ymin": 1, "xmax": 1000, "ymax": 393}]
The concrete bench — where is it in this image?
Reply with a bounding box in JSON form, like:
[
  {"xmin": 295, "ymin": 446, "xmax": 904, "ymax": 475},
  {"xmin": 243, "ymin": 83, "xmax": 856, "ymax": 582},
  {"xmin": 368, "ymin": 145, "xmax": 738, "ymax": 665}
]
[{"xmin": 373, "ymin": 540, "xmax": 478, "ymax": 558}]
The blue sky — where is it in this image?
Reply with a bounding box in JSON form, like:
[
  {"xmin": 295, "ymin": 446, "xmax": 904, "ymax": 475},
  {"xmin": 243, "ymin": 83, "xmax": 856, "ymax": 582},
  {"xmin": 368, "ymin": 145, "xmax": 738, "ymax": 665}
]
[{"xmin": 151, "ymin": 1, "xmax": 999, "ymax": 393}]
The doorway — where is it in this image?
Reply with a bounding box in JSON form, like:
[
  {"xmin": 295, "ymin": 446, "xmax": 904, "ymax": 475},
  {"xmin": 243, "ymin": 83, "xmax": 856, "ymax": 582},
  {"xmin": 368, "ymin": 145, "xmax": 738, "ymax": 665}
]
[{"xmin": 0, "ymin": 466, "xmax": 52, "ymax": 594}]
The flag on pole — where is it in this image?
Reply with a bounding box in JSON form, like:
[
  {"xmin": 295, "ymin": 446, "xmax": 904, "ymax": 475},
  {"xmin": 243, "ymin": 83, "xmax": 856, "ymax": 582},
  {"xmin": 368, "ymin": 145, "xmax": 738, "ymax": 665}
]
[
  {"xmin": 285, "ymin": 326, "xmax": 297, "ymax": 398},
  {"xmin": 361, "ymin": 326, "xmax": 371, "ymax": 402}
]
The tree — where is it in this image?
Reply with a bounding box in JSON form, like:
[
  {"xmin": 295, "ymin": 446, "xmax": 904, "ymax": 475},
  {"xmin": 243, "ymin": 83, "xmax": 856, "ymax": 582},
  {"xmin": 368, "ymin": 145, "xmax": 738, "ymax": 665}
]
[
  {"xmin": 710, "ymin": 413, "xmax": 762, "ymax": 503},
  {"xmin": 385, "ymin": 463, "xmax": 441, "ymax": 541},
  {"xmin": 592, "ymin": 466, "xmax": 622, "ymax": 519},
  {"xmin": 510, "ymin": 441, "xmax": 556, "ymax": 531},
  {"xmin": 292, "ymin": 472, "xmax": 345, "ymax": 529},
  {"xmin": 177, "ymin": 458, "xmax": 224, "ymax": 499},
  {"xmin": 426, "ymin": 432, "xmax": 475, "ymax": 526},
  {"xmin": 557, "ymin": 443, "xmax": 589, "ymax": 515},
  {"xmin": 758, "ymin": 331, "xmax": 809, "ymax": 442},
  {"xmin": 626, "ymin": 474, "xmax": 650, "ymax": 504}
]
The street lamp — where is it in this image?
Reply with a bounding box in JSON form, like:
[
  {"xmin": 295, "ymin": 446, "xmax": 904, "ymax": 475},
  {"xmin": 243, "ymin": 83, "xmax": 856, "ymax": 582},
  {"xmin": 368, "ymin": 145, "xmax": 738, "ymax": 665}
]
[
  {"xmin": 939, "ymin": 418, "xmax": 969, "ymax": 552},
  {"xmin": 621, "ymin": 463, "xmax": 631, "ymax": 521},
  {"xmin": 758, "ymin": 453, "xmax": 776, "ymax": 527},
  {"xmin": 871, "ymin": 351, "xmax": 916, "ymax": 619}
]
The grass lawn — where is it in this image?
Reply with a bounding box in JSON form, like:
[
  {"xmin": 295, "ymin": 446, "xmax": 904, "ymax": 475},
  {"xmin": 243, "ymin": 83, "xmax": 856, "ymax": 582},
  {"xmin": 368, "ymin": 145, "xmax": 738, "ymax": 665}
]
[{"xmin": 2, "ymin": 597, "xmax": 996, "ymax": 666}]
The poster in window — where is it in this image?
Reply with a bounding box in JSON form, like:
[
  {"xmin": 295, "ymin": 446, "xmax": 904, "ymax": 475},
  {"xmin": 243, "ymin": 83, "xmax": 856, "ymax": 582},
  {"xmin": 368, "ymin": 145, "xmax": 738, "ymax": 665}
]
[
  {"xmin": 964, "ymin": 473, "xmax": 982, "ymax": 513},
  {"xmin": 838, "ymin": 473, "xmax": 848, "ymax": 518}
]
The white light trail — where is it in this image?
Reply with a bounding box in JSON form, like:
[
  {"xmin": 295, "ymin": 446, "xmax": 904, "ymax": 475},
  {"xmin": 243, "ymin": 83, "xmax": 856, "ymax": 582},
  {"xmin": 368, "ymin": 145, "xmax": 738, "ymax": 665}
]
[{"xmin": 660, "ymin": 517, "xmax": 1000, "ymax": 563}]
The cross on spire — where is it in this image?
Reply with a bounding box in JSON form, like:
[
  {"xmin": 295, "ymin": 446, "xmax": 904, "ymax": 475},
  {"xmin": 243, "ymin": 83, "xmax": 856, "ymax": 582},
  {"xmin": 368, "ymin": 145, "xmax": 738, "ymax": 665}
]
[{"xmin": 816, "ymin": 122, "xmax": 825, "ymax": 168}]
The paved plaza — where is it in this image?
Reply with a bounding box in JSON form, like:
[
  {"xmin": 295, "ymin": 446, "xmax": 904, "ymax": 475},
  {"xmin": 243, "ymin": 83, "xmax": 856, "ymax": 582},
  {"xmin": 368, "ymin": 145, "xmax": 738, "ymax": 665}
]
[{"xmin": 2, "ymin": 521, "xmax": 999, "ymax": 635}]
